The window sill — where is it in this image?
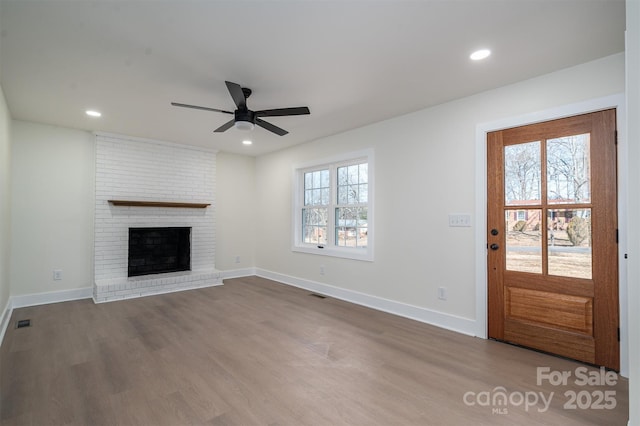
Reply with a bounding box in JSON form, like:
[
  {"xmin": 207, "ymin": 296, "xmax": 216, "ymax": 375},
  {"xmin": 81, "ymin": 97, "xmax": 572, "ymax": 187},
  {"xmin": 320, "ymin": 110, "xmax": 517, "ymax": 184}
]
[{"xmin": 292, "ymin": 245, "xmax": 373, "ymax": 262}]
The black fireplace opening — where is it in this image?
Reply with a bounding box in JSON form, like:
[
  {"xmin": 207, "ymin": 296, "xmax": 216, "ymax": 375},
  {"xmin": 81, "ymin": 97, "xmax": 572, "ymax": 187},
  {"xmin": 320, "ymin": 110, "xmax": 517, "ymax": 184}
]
[{"xmin": 128, "ymin": 227, "xmax": 191, "ymax": 277}]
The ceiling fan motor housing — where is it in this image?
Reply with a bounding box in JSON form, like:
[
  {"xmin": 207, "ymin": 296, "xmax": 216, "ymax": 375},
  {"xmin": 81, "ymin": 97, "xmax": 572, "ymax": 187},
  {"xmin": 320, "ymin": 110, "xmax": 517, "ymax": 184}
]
[
  {"xmin": 235, "ymin": 109, "xmax": 256, "ymax": 130},
  {"xmin": 235, "ymin": 109, "xmax": 255, "ymax": 123}
]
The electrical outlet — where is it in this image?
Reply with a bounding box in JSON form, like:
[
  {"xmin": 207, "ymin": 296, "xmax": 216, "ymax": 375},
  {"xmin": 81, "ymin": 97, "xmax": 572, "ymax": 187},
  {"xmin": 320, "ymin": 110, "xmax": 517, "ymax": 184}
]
[
  {"xmin": 235, "ymin": 256, "xmax": 241, "ymax": 264},
  {"xmin": 53, "ymin": 269, "xmax": 62, "ymax": 281},
  {"xmin": 320, "ymin": 265, "xmax": 325, "ymax": 275},
  {"xmin": 438, "ymin": 287, "xmax": 447, "ymax": 300}
]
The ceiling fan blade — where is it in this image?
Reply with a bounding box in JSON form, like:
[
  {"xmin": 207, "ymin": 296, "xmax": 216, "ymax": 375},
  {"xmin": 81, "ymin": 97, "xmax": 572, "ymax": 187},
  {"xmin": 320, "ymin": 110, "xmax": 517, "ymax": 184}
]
[
  {"xmin": 255, "ymin": 106, "xmax": 310, "ymax": 117},
  {"xmin": 214, "ymin": 119, "xmax": 236, "ymax": 133},
  {"xmin": 256, "ymin": 118, "xmax": 288, "ymax": 136},
  {"xmin": 225, "ymin": 81, "xmax": 247, "ymax": 110},
  {"xmin": 171, "ymin": 102, "xmax": 233, "ymax": 114}
]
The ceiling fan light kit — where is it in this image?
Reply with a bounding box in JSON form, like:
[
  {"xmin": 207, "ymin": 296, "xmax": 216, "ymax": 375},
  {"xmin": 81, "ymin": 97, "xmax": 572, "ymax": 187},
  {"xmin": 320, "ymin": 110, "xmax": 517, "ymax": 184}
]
[
  {"xmin": 234, "ymin": 120, "xmax": 255, "ymax": 131},
  {"xmin": 172, "ymin": 81, "xmax": 310, "ymax": 136}
]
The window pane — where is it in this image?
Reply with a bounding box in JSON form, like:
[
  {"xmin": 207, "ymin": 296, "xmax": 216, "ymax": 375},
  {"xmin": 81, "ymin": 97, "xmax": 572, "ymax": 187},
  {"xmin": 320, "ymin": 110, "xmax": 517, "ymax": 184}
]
[
  {"xmin": 303, "ymin": 208, "xmax": 327, "ymax": 245},
  {"xmin": 547, "ymin": 134, "xmax": 591, "ymax": 204},
  {"xmin": 321, "ymin": 188, "xmax": 330, "ymax": 205},
  {"xmin": 335, "ymin": 207, "xmax": 367, "ymax": 248},
  {"xmin": 338, "ymin": 166, "xmax": 348, "ymax": 186},
  {"xmin": 337, "ymin": 186, "xmax": 348, "ymax": 205},
  {"xmin": 505, "ymin": 209, "xmax": 542, "ymax": 273},
  {"xmin": 303, "ymin": 226, "xmax": 327, "ymax": 245},
  {"xmin": 304, "ymin": 168, "xmax": 329, "ymax": 207},
  {"xmin": 303, "ymin": 208, "xmax": 327, "ymax": 226},
  {"xmin": 336, "ymin": 207, "xmax": 356, "ymax": 227},
  {"xmin": 349, "ymin": 165, "xmax": 359, "ymax": 184},
  {"xmin": 348, "ymin": 186, "xmax": 357, "ymax": 204},
  {"xmin": 548, "ymin": 209, "xmax": 592, "ymax": 279},
  {"xmin": 357, "ymin": 226, "xmax": 368, "ymax": 247},
  {"xmin": 504, "ymin": 141, "xmax": 541, "ymax": 206},
  {"xmin": 320, "ymin": 169, "xmax": 330, "ymax": 187},
  {"xmin": 359, "ymin": 184, "xmax": 368, "ymax": 203},
  {"xmin": 337, "ymin": 162, "xmax": 368, "ymax": 207},
  {"xmin": 335, "ymin": 226, "xmax": 368, "ymax": 248}
]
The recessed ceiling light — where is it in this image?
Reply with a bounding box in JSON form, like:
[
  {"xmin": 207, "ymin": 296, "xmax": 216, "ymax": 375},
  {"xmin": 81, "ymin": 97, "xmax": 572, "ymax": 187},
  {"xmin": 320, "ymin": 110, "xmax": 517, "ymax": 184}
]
[
  {"xmin": 85, "ymin": 110, "xmax": 102, "ymax": 117},
  {"xmin": 242, "ymin": 140, "xmax": 253, "ymax": 146},
  {"xmin": 470, "ymin": 49, "xmax": 491, "ymax": 61}
]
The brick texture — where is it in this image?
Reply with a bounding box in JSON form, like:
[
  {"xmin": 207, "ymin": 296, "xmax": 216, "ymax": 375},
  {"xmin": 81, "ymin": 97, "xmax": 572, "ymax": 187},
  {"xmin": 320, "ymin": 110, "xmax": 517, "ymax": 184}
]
[{"xmin": 93, "ymin": 134, "xmax": 221, "ymax": 302}]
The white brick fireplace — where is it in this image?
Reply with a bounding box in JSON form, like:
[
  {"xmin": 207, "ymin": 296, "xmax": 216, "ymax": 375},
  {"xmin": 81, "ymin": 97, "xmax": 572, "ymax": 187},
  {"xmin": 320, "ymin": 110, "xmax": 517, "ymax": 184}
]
[{"xmin": 93, "ymin": 133, "xmax": 222, "ymax": 303}]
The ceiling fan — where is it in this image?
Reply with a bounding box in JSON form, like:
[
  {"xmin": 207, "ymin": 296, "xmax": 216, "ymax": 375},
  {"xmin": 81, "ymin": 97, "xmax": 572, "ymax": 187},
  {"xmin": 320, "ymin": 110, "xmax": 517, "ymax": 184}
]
[{"xmin": 171, "ymin": 81, "xmax": 310, "ymax": 136}]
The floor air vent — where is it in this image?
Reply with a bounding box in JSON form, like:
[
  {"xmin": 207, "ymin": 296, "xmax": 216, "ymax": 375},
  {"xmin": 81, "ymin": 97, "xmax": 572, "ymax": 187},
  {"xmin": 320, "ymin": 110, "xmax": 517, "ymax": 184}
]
[
  {"xmin": 310, "ymin": 293, "xmax": 326, "ymax": 299},
  {"xmin": 16, "ymin": 319, "xmax": 31, "ymax": 329}
]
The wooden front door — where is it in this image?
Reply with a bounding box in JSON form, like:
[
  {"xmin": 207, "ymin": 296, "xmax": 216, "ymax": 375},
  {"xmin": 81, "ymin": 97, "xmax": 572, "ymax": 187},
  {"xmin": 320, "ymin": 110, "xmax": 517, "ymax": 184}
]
[{"xmin": 487, "ymin": 109, "xmax": 619, "ymax": 370}]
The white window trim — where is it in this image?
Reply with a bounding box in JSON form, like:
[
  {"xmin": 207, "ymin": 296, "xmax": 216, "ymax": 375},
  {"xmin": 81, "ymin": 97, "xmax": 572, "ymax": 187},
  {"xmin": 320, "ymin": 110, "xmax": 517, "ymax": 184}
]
[{"xmin": 292, "ymin": 149, "xmax": 374, "ymax": 261}]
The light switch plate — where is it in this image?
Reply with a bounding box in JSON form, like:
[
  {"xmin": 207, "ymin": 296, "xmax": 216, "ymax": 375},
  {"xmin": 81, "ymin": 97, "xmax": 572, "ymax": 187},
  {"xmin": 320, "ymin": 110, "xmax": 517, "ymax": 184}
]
[{"xmin": 448, "ymin": 214, "xmax": 472, "ymax": 227}]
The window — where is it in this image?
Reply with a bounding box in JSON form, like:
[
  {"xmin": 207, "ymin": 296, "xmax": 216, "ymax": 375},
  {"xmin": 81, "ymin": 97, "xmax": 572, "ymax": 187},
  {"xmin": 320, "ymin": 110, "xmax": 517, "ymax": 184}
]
[
  {"xmin": 302, "ymin": 169, "xmax": 330, "ymax": 246},
  {"xmin": 293, "ymin": 150, "xmax": 374, "ymax": 261}
]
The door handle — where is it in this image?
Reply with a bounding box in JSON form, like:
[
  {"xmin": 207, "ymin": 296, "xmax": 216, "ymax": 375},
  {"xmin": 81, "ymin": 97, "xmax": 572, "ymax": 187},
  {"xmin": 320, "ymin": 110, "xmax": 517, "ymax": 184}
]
[{"xmin": 490, "ymin": 243, "xmax": 499, "ymax": 251}]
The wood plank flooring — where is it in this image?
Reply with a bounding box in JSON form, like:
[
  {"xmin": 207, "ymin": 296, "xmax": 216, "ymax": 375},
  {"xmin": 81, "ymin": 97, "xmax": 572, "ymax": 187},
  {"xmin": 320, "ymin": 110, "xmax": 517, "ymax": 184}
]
[{"xmin": 0, "ymin": 276, "xmax": 628, "ymax": 425}]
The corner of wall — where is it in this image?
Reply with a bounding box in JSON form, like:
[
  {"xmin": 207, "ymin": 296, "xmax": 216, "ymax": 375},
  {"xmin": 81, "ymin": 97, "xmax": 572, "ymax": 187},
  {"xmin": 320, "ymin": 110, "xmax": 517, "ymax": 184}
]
[
  {"xmin": 0, "ymin": 83, "xmax": 13, "ymax": 334},
  {"xmin": 0, "ymin": 296, "xmax": 12, "ymax": 347},
  {"xmin": 215, "ymin": 152, "xmax": 257, "ymax": 271}
]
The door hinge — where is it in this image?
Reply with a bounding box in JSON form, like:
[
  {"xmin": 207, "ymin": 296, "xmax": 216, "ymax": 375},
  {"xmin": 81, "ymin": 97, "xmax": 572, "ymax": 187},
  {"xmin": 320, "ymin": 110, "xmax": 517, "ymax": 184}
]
[
  {"xmin": 616, "ymin": 229, "xmax": 619, "ymax": 243},
  {"xmin": 618, "ymin": 327, "xmax": 620, "ymax": 342},
  {"xmin": 615, "ymin": 130, "xmax": 618, "ymax": 145}
]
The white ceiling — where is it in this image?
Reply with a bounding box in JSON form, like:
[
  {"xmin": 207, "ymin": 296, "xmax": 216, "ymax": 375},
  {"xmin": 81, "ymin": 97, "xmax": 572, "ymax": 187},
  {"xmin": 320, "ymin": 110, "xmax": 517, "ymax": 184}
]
[{"xmin": 0, "ymin": 0, "xmax": 625, "ymax": 156}]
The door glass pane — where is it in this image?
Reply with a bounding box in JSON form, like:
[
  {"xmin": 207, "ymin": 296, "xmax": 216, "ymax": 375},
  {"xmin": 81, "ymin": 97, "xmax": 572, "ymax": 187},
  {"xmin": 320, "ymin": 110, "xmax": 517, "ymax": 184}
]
[
  {"xmin": 504, "ymin": 141, "xmax": 541, "ymax": 206},
  {"xmin": 505, "ymin": 209, "xmax": 542, "ymax": 273},
  {"xmin": 547, "ymin": 134, "xmax": 591, "ymax": 204},
  {"xmin": 548, "ymin": 209, "xmax": 592, "ymax": 279}
]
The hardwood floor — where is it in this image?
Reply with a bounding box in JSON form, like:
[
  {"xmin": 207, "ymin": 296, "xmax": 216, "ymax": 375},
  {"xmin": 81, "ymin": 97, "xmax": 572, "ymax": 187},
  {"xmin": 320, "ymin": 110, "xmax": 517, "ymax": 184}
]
[{"xmin": 0, "ymin": 276, "xmax": 628, "ymax": 425}]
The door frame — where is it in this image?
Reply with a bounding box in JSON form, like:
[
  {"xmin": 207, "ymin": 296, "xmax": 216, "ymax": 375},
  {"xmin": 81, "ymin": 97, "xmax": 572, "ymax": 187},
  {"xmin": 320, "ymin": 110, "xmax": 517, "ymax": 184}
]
[{"xmin": 474, "ymin": 93, "xmax": 628, "ymax": 376}]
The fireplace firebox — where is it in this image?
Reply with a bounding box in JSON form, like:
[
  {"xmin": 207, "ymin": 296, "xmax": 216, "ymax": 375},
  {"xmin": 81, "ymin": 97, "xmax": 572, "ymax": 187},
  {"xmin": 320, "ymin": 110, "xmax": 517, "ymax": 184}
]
[{"xmin": 128, "ymin": 227, "xmax": 191, "ymax": 277}]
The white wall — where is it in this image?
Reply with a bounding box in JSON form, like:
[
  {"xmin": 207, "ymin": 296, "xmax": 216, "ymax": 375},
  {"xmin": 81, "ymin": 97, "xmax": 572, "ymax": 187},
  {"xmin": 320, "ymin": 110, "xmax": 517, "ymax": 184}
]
[
  {"xmin": 254, "ymin": 53, "xmax": 625, "ymax": 328},
  {"xmin": 7, "ymin": 122, "xmax": 258, "ymax": 298},
  {"xmin": 0, "ymin": 86, "xmax": 11, "ymax": 315},
  {"xmin": 626, "ymin": 0, "xmax": 639, "ymax": 423},
  {"xmin": 215, "ymin": 152, "xmax": 256, "ymax": 272},
  {"xmin": 10, "ymin": 121, "xmax": 94, "ymax": 296}
]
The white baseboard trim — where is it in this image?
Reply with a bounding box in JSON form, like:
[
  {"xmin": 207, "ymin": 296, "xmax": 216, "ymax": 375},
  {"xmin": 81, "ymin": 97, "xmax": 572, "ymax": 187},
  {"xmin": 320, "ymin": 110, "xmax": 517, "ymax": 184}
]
[
  {"xmin": 1, "ymin": 287, "xmax": 93, "ymax": 348},
  {"xmin": 220, "ymin": 267, "xmax": 257, "ymax": 280},
  {"xmin": 11, "ymin": 287, "xmax": 93, "ymax": 309},
  {"xmin": 0, "ymin": 297, "xmax": 13, "ymax": 346},
  {"xmin": 255, "ymin": 268, "xmax": 477, "ymax": 337}
]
